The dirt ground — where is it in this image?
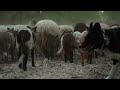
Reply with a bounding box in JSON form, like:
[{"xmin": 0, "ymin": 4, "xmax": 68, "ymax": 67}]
[{"xmin": 0, "ymin": 53, "xmax": 120, "ymax": 79}]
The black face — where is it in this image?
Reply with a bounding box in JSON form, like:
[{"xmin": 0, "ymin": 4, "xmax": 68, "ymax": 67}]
[{"xmin": 82, "ymin": 22, "xmax": 104, "ymax": 50}]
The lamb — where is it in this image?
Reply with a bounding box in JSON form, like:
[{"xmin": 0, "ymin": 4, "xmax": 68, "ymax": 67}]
[
  {"xmin": 60, "ymin": 33, "xmax": 77, "ymax": 63},
  {"xmin": 15, "ymin": 26, "xmax": 37, "ymax": 71},
  {"xmin": 57, "ymin": 29, "xmax": 80, "ymax": 62}
]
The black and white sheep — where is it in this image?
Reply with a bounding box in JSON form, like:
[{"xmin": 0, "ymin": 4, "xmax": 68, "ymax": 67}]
[{"xmin": 15, "ymin": 26, "xmax": 36, "ymax": 71}]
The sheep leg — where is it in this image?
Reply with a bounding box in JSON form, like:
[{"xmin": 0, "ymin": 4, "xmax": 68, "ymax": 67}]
[
  {"xmin": 94, "ymin": 51, "xmax": 98, "ymax": 58},
  {"xmin": 87, "ymin": 53, "xmax": 92, "ymax": 64},
  {"xmin": 106, "ymin": 59, "xmax": 120, "ymax": 79},
  {"xmin": 80, "ymin": 52, "xmax": 84, "ymax": 66},
  {"xmin": 23, "ymin": 54, "xmax": 28, "ymax": 71},
  {"xmin": 10, "ymin": 47, "xmax": 14, "ymax": 61},
  {"xmin": 31, "ymin": 49, "xmax": 35, "ymax": 67},
  {"xmin": 18, "ymin": 47, "xmax": 22, "ymax": 69},
  {"xmin": 22, "ymin": 46, "xmax": 28, "ymax": 71},
  {"xmin": 51, "ymin": 48, "xmax": 55, "ymax": 60},
  {"xmin": 64, "ymin": 52, "xmax": 67, "ymax": 63},
  {"xmin": 43, "ymin": 48, "xmax": 49, "ymax": 60},
  {"xmin": 101, "ymin": 52, "xmax": 105, "ymax": 57},
  {"xmin": 70, "ymin": 50, "xmax": 73, "ymax": 63},
  {"xmin": 4, "ymin": 46, "xmax": 9, "ymax": 62}
]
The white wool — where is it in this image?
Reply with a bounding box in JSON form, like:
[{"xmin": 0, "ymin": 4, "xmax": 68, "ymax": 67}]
[
  {"xmin": 0, "ymin": 25, "xmax": 8, "ymax": 32},
  {"xmin": 6, "ymin": 25, "xmax": 15, "ymax": 28},
  {"xmin": 28, "ymin": 19, "xmax": 36, "ymax": 26},
  {"xmin": 36, "ymin": 20, "xmax": 59, "ymax": 36},
  {"xmin": 57, "ymin": 35, "xmax": 64, "ymax": 55},
  {"xmin": 26, "ymin": 29, "xmax": 35, "ymax": 50},
  {"xmin": 100, "ymin": 23, "xmax": 110, "ymax": 30},
  {"xmin": 111, "ymin": 26, "xmax": 118, "ymax": 29},
  {"xmin": 73, "ymin": 31, "xmax": 82, "ymax": 43},
  {"xmin": 106, "ymin": 62, "xmax": 120, "ymax": 79},
  {"xmin": 86, "ymin": 24, "xmax": 89, "ymax": 28},
  {"xmin": 59, "ymin": 25, "xmax": 74, "ymax": 36},
  {"xmin": 111, "ymin": 25, "xmax": 120, "ymax": 29},
  {"xmin": 14, "ymin": 25, "xmax": 28, "ymax": 31},
  {"xmin": 3, "ymin": 52, "xmax": 7, "ymax": 57},
  {"xmin": 16, "ymin": 26, "xmax": 35, "ymax": 50},
  {"xmin": 80, "ymin": 30, "xmax": 88, "ymax": 44}
]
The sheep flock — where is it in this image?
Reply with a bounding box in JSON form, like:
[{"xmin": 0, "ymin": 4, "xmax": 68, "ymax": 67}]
[{"xmin": 0, "ymin": 19, "xmax": 120, "ymax": 79}]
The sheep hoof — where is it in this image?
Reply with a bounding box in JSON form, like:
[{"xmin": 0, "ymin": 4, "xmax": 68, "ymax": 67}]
[
  {"xmin": 19, "ymin": 64, "xmax": 22, "ymax": 69},
  {"xmin": 81, "ymin": 62, "xmax": 84, "ymax": 66},
  {"xmin": 70, "ymin": 61, "xmax": 73, "ymax": 63},
  {"xmin": 32, "ymin": 64, "xmax": 35, "ymax": 67},
  {"xmin": 23, "ymin": 67, "xmax": 27, "ymax": 71}
]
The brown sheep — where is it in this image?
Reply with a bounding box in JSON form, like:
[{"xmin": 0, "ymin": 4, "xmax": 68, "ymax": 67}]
[
  {"xmin": 74, "ymin": 23, "xmax": 88, "ymax": 33},
  {"xmin": 42, "ymin": 34, "xmax": 59, "ymax": 60},
  {"xmin": 62, "ymin": 33, "xmax": 77, "ymax": 63}
]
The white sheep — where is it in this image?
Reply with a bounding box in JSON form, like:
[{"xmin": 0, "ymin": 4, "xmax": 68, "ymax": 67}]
[
  {"xmin": 100, "ymin": 23, "xmax": 110, "ymax": 30},
  {"xmin": 28, "ymin": 19, "xmax": 37, "ymax": 26},
  {"xmin": 35, "ymin": 19, "xmax": 59, "ymax": 60},
  {"xmin": 80, "ymin": 30, "xmax": 88, "ymax": 44},
  {"xmin": 73, "ymin": 31, "xmax": 82, "ymax": 44},
  {"xmin": 0, "ymin": 25, "xmax": 8, "ymax": 32},
  {"xmin": 58, "ymin": 25, "xmax": 74, "ymax": 37}
]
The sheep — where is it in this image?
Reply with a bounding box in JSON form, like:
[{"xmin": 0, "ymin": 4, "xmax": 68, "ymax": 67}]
[
  {"xmin": 15, "ymin": 26, "xmax": 36, "ymax": 71},
  {"xmin": 79, "ymin": 30, "xmax": 88, "ymax": 44},
  {"xmin": 28, "ymin": 19, "xmax": 37, "ymax": 26},
  {"xmin": 0, "ymin": 31, "xmax": 15, "ymax": 62},
  {"xmin": 58, "ymin": 25, "xmax": 74, "ymax": 37},
  {"xmin": 111, "ymin": 24, "xmax": 120, "ymax": 29},
  {"xmin": 57, "ymin": 30, "xmax": 81, "ymax": 62},
  {"xmin": 73, "ymin": 31, "xmax": 82, "ymax": 45},
  {"xmin": 85, "ymin": 22, "xmax": 110, "ymax": 58},
  {"xmin": 100, "ymin": 23, "xmax": 110, "ymax": 30},
  {"xmin": 57, "ymin": 30, "xmax": 86, "ymax": 60},
  {"xmin": 35, "ymin": 19, "xmax": 59, "ymax": 60},
  {"xmin": 79, "ymin": 22, "xmax": 120, "ymax": 79},
  {"xmin": 0, "ymin": 25, "xmax": 8, "ymax": 32},
  {"xmin": 74, "ymin": 23, "xmax": 88, "ymax": 33},
  {"xmin": 98, "ymin": 23, "xmax": 110, "ymax": 57},
  {"xmin": 58, "ymin": 33, "xmax": 77, "ymax": 63}
]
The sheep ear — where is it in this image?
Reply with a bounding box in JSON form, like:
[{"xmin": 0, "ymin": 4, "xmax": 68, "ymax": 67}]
[
  {"xmin": 7, "ymin": 28, "xmax": 10, "ymax": 30},
  {"xmin": 11, "ymin": 28, "xmax": 14, "ymax": 31},
  {"xmin": 28, "ymin": 26, "xmax": 37, "ymax": 33},
  {"xmin": 89, "ymin": 22, "xmax": 93, "ymax": 30},
  {"xmin": 93, "ymin": 22, "xmax": 101, "ymax": 31},
  {"xmin": 7, "ymin": 28, "xmax": 14, "ymax": 32},
  {"xmin": 55, "ymin": 35, "xmax": 59, "ymax": 38},
  {"xmin": 27, "ymin": 26, "xmax": 31, "ymax": 29}
]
